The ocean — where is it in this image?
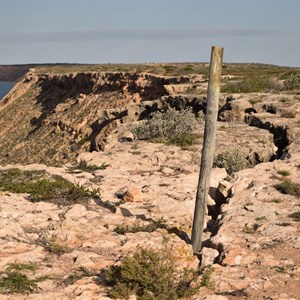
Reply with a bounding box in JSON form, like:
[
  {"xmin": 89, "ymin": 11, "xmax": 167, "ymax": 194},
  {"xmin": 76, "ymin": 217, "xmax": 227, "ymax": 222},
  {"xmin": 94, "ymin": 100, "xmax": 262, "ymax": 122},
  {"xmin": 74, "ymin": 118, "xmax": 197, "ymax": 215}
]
[{"xmin": 0, "ymin": 81, "xmax": 15, "ymax": 99}]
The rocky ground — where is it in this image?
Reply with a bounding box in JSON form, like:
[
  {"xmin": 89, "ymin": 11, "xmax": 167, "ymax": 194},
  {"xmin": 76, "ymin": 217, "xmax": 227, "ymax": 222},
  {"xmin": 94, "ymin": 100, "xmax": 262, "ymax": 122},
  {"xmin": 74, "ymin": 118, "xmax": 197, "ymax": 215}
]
[
  {"xmin": 1, "ymin": 121, "xmax": 300, "ymax": 299},
  {"xmin": 0, "ymin": 65, "xmax": 300, "ymax": 299}
]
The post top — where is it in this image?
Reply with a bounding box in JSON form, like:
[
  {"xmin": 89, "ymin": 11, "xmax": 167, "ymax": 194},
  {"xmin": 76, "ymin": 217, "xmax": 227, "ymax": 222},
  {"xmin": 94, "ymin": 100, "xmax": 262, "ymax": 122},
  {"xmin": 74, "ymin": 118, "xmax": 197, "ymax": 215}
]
[{"xmin": 212, "ymin": 45, "xmax": 224, "ymax": 50}]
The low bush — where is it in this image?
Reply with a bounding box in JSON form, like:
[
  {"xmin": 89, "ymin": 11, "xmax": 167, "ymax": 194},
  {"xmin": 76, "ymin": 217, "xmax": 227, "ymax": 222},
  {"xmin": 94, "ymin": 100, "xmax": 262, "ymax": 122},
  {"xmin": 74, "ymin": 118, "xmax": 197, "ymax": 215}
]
[
  {"xmin": 0, "ymin": 169, "xmax": 99, "ymax": 206},
  {"xmin": 132, "ymin": 108, "xmax": 200, "ymax": 147},
  {"xmin": 221, "ymin": 76, "xmax": 280, "ymax": 93},
  {"xmin": 105, "ymin": 248, "xmax": 198, "ymax": 300},
  {"xmin": 0, "ymin": 262, "xmax": 50, "ymax": 294},
  {"xmin": 75, "ymin": 160, "xmax": 110, "ymax": 172},
  {"xmin": 213, "ymin": 150, "xmax": 249, "ymax": 175},
  {"xmin": 200, "ymin": 266, "xmax": 214, "ymax": 289},
  {"xmin": 6, "ymin": 263, "xmax": 38, "ymax": 273},
  {"xmin": 283, "ymin": 73, "xmax": 300, "ymax": 90},
  {"xmin": 277, "ymin": 170, "xmax": 290, "ymax": 177},
  {"xmin": 274, "ymin": 180, "xmax": 300, "ymax": 197},
  {"xmin": 0, "ymin": 272, "xmax": 39, "ymax": 294},
  {"xmin": 35, "ymin": 233, "xmax": 71, "ymax": 255},
  {"xmin": 288, "ymin": 211, "xmax": 300, "ymax": 222},
  {"xmin": 114, "ymin": 219, "xmax": 167, "ymax": 235}
]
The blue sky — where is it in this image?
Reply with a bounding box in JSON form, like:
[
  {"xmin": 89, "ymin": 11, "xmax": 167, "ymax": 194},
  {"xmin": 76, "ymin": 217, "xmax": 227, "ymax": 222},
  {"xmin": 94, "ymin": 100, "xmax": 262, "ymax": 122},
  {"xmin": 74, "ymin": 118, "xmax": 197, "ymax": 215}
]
[{"xmin": 0, "ymin": 0, "xmax": 299, "ymax": 66}]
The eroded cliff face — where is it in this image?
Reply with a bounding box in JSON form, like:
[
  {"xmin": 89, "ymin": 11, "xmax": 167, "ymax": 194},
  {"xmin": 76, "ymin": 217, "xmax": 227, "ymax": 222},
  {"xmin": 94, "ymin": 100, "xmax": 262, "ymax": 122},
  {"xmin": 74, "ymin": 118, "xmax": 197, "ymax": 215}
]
[
  {"xmin": 0, "ymin": 69, "xmax": 298, "ymax": 166},
  {"xmin": 0, "ymin": 71, "xmax": 195, "ymax": 165}
]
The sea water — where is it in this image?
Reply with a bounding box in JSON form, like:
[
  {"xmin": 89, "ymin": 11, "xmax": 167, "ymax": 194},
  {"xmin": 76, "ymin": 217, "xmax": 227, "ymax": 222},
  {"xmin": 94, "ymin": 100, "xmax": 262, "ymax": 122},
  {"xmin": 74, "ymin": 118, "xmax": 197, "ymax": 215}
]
[{"xmin": 0, "ymin": 81, "xmax": 15, "ymax": 99}]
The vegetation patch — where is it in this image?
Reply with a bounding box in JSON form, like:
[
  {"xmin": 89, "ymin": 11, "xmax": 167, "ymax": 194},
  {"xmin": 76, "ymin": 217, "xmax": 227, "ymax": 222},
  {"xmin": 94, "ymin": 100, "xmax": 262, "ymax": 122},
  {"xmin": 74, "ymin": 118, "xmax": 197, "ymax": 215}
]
[
  {"xmin": 243, "ymin": 223, "xmax": 260, "ymax": 234},
  {"xmin": 213, "ymin": 150, "xmax": 249, "ymax": 175},
  {"xmin": 280, "ymin": 110, "xmax": 296, "ymax": 118},
  {"xmin": 276, "ymin": 222, "xmax": 291, "ymax": 227},
  {"xmin": 283, "ymin": 73, "xmax": 300, "ymax": 90},
  {"xmin": 288, "ymin": 211, "xmax": 300, "ymax": 222},
  {"xmin": 255, "ymin": 216, "xmax": 267, "ymax": 222},
  {"xmin": 73, "ymin": 160, "xmax": 110, "ymax": 172},
  {"xmin": 6, "ymin": 263, "xmax": 38, "ymax": 273},
  {"xmin": 221, "ymin": 76, "xmax": 280, "ymax": 93},
  {"xmin": 200, "ymin": 267, "xmax": 214, "ymax": 289},
  {"xmin": 274, "ymin": 180, "xmax": 300, "ymax": 197},
  {"xmin": 0, "ymin": 169, "xmax": 45, "ymax": 182},
  {"xmin": 0, "ymin": 168, "xmax": 99, "ymax": 206},
  {"xmin": 269, "ymin": 198, "xmax": 283, "ymax": 204},
  {"xmin": 0, "ymin": 272, "xmax": 39, "ymax": 294},
  {"xmin": 217, "ymin": 289, "xmax": 248, "ymax": 297},
  {"xmin": 33, "ymin": 231, "xmax": 72, "ymax": 255},
  {"xmin": 105, "ymin": 248, "xmax": 199, "ymax": 300},
  {"xmin": 0, "ymin": 262, "xmax": 50, "ymax": 295},
  {"xmin": 114, "ymin": 219, "xmax": 168, "ymax": 235},
  {"xmin": 277, "ymin": 169, "xmax": 291, "ymax": 177},
  {"xmin": 62, "ymin": 267, "xmax": 97, "ymax": 286},
  {"xmin": 77, "ymin": 137, "xmax": 89, "ymax": 147},
  {"xmin": 279, "ymin": 97, "xmax": 290, "ymax": 103},
  {"xmin": 162, "ymin": 65, "xmax": 177, "ymax": 75},
  {"xmin": 132, "ymin": 108, "xmax": 201, "ymax": 148},
  {"xmin": 249, "ymin": 97, "xmax": 264, "ymax": 105},
  {"xmin": 261, "ymin": 238, "xmax": 284, "ymax": 249}
]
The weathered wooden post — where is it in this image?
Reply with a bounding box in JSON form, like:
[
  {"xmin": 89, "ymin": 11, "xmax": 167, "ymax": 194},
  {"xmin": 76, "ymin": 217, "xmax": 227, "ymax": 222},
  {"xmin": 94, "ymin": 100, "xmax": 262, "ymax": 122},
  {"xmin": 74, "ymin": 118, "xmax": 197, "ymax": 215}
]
[{"xmin": 191, "ymin": 46, "xmax": 223, "ymax": 254}]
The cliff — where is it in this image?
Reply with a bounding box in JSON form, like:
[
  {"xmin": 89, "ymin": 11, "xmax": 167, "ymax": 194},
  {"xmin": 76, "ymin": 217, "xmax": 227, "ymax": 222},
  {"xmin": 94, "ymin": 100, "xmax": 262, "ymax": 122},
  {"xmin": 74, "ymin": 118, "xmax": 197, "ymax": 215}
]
[
  {"xmin": 1, "ymin": 66, "xmax": 297, "ymax": 166},
  {"xmin": 0, "ymin": 70, "xmax": 199, "ymax": 165}
]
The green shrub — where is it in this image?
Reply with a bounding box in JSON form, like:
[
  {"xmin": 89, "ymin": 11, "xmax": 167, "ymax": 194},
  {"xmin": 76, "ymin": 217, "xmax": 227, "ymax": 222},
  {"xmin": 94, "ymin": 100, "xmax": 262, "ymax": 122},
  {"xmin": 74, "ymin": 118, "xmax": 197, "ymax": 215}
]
[
  {"xmin": 200, "ymin": 267, "xmax": 214, "ymax": 288},
  {"xmin": 168, "ymin": 134, "xmax": 196, "ymax": 147},
  {"xmin": 0, "ymin": 262, "xmax": 50, "ymax": 294},
  {"xmin": 0, "ymin": 169, "xmax": 99, "ymax": 206},
  {"xmin": 132, "ymin": 108, "xmax": 200, "ymax": 147},
  {"xmin": 269, "ymin": 198, "xmax": 282, "ymax": 203},
  {"xmin": 276, "ymin": 222, "xmax": 291, "ymax": 227},
  {"xmin": 255, "ymin": 216, "xmax": 267, "ymax": 222},
  {"xmin": 213, "ymin": 150, "xmax": 249, "ymax": 175},
  {"xmin": 288, "ymin": 211, "xmax": 300, "ymax": 222},
  {"xmin": 283, "ymin": 73, "xmax": 300, "ymax": 90},
  {"xmin": 0, "ymin": 272, "xmax": 39, "ymax": 294},
  {"xmin": 274, "ymin": 180, "xmax": 300, "ymax": 197},
  {"xmin": 75, "ymin": 160, "xmax": 110, "ymax": 172},
  {"xmin": 277, "ymin": 170, "xmax": 290, "ymax": 177},
  {"xmin": 77, "ymin": 137, "xmax": 89, "ymax": 147},
  {"xmin": 6, "ymin": 263, "xmax": 38, "ymax": 273},
  {"xmin": 36, "ymin": 234, "xmax": 71, "ymax": 255},
  {"xmin": 114, "ymin": 219, "xmax": 167, "ymax": 235},
  {"xmin": 105, "ymin": 248, "xmax": 198, "ymax": 300},
  {"xmin": 221, "ymin": 76, "xmax": 280, "ymax": 93},
  {"xmin": 162, "ymin": 65, "xmax": 177, "ymax": 75},
  {"xmin": 0, "ymin": 169, "xmax": 45, "ymax": 182}
]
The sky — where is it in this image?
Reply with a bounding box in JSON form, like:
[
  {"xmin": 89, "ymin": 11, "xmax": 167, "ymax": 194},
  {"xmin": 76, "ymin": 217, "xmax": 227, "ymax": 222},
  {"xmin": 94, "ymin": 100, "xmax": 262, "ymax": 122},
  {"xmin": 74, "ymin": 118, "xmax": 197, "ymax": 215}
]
[{"xmin": 0, "ymin": 0, "xmax": 299, "ymax": 67}]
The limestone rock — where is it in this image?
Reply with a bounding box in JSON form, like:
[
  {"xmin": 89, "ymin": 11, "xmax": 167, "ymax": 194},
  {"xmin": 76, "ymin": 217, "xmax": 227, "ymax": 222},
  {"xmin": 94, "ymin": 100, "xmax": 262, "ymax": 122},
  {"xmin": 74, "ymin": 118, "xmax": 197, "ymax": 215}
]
[
  {"xmin": 217, "ymin": 180, "xmax": 232, "ymax": 199},
  {"xmin": 201, "ymin": 247, "xmax": 219, "ymax": 268},
  {"xmin": 122, "ymin": 187, "xmax": 142, "ymax": 202}
]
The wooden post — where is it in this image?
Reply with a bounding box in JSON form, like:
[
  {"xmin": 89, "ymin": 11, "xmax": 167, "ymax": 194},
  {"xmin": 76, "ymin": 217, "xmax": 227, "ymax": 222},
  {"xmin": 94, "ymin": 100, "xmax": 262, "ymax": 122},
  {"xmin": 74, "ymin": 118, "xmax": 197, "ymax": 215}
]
[{"xmin": 191, "ymin": 46, "xmax": 223, "ymax": 254}]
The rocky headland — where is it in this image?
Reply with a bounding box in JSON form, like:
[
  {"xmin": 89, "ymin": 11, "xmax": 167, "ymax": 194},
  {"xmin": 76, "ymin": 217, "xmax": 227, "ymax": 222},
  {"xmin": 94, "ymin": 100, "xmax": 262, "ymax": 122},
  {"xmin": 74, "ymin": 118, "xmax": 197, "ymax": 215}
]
[{"xmin": 0, "ymin": 64, "xmax": 299, "ymax": 299}]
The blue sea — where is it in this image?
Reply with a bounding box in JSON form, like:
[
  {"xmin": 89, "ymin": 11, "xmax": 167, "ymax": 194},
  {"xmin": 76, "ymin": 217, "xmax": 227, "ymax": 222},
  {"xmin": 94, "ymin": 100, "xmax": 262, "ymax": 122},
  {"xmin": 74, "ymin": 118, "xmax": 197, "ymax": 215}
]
[{"xmin": 0, "ymin": 81, "xmax": 15, "ymax": 99}]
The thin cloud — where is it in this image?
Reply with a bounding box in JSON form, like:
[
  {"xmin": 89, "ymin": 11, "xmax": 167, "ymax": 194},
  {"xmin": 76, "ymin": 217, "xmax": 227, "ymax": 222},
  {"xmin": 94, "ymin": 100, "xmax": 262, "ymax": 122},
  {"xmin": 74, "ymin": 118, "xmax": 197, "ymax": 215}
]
[{"xmin": 1, "ymin": 28, "xmax": 294, "ymax": 44}]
